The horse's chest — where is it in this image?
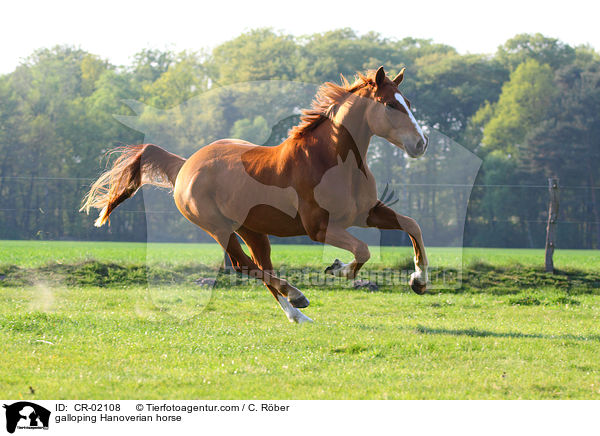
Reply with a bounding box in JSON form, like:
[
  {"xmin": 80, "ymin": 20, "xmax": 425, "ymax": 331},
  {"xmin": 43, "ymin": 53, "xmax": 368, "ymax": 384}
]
[{"xmin": 313, "ymin": 169, "xmax": 376, "ymax": 225}]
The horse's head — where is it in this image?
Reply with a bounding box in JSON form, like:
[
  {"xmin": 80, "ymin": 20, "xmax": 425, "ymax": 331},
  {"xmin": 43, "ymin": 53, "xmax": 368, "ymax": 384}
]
[{"xmin": 363, "ymin": 66, "xmax": 428, "ymax": 158}]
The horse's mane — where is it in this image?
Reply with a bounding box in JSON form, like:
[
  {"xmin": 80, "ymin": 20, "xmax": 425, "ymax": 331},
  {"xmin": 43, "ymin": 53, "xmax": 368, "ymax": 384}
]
[{"xmin": 290, "ymin": 70, "xmax": 377, "ymax": 138}]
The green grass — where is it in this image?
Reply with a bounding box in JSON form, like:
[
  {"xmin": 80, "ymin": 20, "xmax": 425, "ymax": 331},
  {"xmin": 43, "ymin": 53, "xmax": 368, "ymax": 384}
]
[
  {"xmin": 1, "ymin": 240, "xmax": 600, "ymax": 399},
  {"xmin": 3, "ymin": 240, "xmax": 599, "ymax": 270}
]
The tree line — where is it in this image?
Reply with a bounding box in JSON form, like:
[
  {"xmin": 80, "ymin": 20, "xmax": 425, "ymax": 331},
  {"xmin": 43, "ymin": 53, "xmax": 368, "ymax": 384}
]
[{"xmin": 0, "ymin": 29, "xmax": 599, "ymax": 248}]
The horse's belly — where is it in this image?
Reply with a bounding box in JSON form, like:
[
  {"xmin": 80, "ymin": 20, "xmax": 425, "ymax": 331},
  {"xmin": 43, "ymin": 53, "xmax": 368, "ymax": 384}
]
[
  {"xmin": 242, "ymin": 205, "xmax": 306, "ymax": 236},
  {"xmin": 175, "ymin": 145, "xmax": 300, "ymax": 233},
  {"xmin": 218, "ymin": 185, "xmax": 299, "ymax": 226},
  {"xmin": 213, "ymin": 161, "xmax": 299, "ymax": 227}
]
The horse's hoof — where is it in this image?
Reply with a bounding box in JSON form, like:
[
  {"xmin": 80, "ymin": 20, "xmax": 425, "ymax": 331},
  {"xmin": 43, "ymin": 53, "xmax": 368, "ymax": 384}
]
[
  {"xmin": 289, "ymin": 294, "xmax": 310, "ymax": 308},
  {"xmin": 324, "ymin": 259, "xmax": 343, "ymax": 275},
  {"xmin": 292, "ymin": 313, "xmax": 314, "ymax": 324},
  {"xmin": 409, "ymin": 279, "xmax": 427, "ymax": 295}
]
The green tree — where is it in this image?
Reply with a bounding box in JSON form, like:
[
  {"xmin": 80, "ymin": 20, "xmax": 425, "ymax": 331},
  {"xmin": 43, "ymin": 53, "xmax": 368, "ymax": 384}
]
[
  {"xmin": 208, "ymin": 29, "xmax": 299, "ymax": 83},
  {"xmin": 0, "ymin": 32, "xmax": 598, "ymax": 247},
  {"xmin": 414, "ymin": 52, "xmax": 508, "ymax": 139},
  {"xmin": 523, "ymin": 63, "xmax": 600, "ymax": 247},
  {"xmin": 230, "ymin": 116, "xmax": 270, "ymax": 144},
  {"xmin": 478, "ymin": 59, "xmax": 556, "ymax": 155},
  {"xmin": 496, "ymin": 33, "xmax": 576, "ymax": 71},
  {"xmin": 145, "ymin": 52, "xmax": 208, "ymax": 109}
]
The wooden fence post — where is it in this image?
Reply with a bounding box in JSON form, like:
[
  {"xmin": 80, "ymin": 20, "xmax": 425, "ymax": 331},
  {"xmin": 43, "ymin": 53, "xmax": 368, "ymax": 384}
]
[{"xmin": 545, "ymin": 177, "xmax": 559, "ymax": 273}]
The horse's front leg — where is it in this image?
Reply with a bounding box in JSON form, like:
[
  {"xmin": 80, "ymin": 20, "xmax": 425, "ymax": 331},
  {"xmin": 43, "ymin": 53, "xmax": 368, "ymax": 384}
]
[
  {"xmin": 366, "ymin": 203, "xmax": 428, "ymax": 294},
  {"xmin": 314, "ymin": 225, "xmax": 371, "ymax": 280},
  {"xmin": 236, "ymin": 227, "xmax": 312, "ymax": 323},
  {"xmin": 300, "ymin": 202, "xmax": 370, "ymax": 279}
]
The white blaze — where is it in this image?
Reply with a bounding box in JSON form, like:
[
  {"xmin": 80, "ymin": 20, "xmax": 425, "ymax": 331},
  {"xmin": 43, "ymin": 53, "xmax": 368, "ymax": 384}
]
[{"xmin": 395, "ymin": 92, "xmax": 426, "ymax": 143}]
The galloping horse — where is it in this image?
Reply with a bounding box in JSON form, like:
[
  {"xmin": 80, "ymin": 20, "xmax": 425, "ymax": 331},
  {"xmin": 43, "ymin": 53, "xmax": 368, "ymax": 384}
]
[{"xmin": 81, "ymin": 67, "xmax": 429, "ymax": 323}]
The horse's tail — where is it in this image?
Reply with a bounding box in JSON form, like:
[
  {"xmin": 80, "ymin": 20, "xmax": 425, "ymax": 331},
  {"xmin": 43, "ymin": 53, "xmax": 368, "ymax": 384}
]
[{"xmin": 80, "ymin": 144, "xmax": 186, "ymax": 227}]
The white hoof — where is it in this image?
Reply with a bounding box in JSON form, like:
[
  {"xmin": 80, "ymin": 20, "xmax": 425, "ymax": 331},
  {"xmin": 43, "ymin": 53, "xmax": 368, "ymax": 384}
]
[
  {"xmin": 277, "ymin": 295, "xmax": 314, "ymax": 324},
  {"xmin": 291, "ymin": 312, "xmax": 314, "ymax": 324}
]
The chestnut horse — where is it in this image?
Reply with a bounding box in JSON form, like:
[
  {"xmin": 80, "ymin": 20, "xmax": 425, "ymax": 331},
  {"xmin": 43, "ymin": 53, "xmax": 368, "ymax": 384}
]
[{"xmin": 82, "ymin": 67, "xmax": 429, "ymax": 323}]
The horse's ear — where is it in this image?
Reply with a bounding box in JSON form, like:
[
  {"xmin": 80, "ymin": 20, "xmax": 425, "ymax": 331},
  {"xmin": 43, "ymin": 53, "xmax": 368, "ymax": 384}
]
[
  {"xmin": 375, "ymin": 66, "xmax": 386, "ymax": 88},
  {"xmin": 393, "ymin": 67, "xmax": 406, "ymax": 85}
]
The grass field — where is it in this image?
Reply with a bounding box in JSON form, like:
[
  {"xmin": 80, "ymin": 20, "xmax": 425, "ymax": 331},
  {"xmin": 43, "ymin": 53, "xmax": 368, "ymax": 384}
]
[{"xmin": 1, "ymin": 240, "xmax": 599, "ymax": 399}]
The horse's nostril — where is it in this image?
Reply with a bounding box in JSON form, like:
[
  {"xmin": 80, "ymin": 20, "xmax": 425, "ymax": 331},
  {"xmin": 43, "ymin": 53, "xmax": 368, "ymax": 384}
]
[{"xmin": 416, "ymin": 139, "xmax": 425, "ymax": 152}]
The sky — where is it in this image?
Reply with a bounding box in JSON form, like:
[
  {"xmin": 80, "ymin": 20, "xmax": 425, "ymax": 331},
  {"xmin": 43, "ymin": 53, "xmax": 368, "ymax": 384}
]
[{"xmin": 2, "ymin": 0, "xmax": 599, "ymax": 73}]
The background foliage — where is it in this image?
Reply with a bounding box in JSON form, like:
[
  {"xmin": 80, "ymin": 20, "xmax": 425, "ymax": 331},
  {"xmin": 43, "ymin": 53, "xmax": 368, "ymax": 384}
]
[{"xmin": 0, "ymin": 30, "xmax": 599, "ymax": 248}]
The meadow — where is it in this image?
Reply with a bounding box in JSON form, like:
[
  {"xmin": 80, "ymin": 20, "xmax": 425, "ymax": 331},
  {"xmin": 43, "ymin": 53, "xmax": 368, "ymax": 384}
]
[{"xmin": 1, "ymin": 240, "xmax": 599, "ymax": 399}]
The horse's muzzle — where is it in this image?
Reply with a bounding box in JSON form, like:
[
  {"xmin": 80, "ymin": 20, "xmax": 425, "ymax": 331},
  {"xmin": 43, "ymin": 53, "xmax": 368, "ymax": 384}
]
[
  {"xmin": 404, "ymin": 135, "xmax": 428, "ymax": 158},
  {"xmin": 415, "ymin": 138, "xmax": 426, "ymax": 154},
  {"xmin": 415, "ymin": 135, "xmax": 429, "ymax": 156}
]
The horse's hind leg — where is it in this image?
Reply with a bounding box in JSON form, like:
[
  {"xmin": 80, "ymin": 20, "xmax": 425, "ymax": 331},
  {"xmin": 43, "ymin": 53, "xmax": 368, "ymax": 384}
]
[
  {"xmin": 212, "ymin": 230, "xmax": 310, "ymax": 309},
  {"xmin": 236, "ymin": 227, "xmax": 312, "ymax": 323},
  {"xmin": 178, "ymin": 196, "xmax": 310, "ymax": 313}
]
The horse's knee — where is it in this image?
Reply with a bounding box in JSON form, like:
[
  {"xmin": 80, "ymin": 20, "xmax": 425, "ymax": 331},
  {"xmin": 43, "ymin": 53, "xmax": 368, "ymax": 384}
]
[
  {"xmin": 402, "ymin": 216, "xmax": 422, "ymax": 237},
  {"xmin": 306, "ymin": 224, "xmax": 327, "ymax": 243}
]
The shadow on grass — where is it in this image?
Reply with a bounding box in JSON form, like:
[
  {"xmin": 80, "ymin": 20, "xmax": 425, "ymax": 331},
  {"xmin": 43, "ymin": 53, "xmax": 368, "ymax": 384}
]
[{"xmin": 415, "ymin": 325, "xmax": 600, "ymax": 342}]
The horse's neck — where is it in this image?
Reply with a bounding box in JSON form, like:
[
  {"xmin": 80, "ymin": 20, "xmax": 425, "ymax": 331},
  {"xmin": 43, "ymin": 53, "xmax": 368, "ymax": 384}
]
[
  {"xmin": 330, "ymin": 123, "xmax": 370, "ymax": 173},
  {"xmin": 281, "ymin": 99, "xmax": 373, "ymax": 175},
  {"xmin": 290, "ymin": 112, "xmax": 372, "ymax": 177},
  {"xmin": 329, "ymin": 99, "xmax": 372, "ymax": 171}
]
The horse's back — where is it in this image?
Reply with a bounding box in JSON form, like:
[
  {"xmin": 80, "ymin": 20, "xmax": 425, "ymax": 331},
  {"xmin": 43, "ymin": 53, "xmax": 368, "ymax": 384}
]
[
  {"xmin": 188, "ymin": 138, "xmax": 259, "ymax": 161},
  {"xmin": 174, "ymin": 139, "xmax": 299, "ymax": 232},
  {"xmin": 177, "ymin": 139, "xmax": 260, "ymax": 181}
]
